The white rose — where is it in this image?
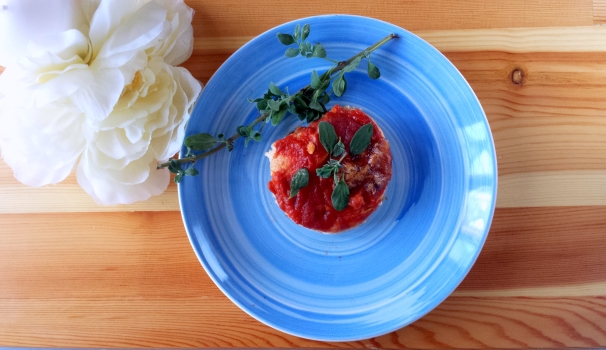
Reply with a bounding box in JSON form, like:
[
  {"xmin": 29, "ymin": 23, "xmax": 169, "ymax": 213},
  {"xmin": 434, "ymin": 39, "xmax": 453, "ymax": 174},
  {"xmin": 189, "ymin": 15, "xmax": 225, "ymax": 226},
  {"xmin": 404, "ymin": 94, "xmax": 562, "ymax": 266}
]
[{"xmin": 0, "ymin": 0, "xmax": 202, "ymax": 205}]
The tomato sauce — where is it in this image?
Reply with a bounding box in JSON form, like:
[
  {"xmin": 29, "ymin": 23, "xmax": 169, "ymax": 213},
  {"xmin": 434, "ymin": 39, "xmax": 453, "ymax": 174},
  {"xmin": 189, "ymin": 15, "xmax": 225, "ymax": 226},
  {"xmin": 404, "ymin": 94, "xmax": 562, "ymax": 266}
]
[{"xmin": 267, "ymin": 105, "xmax": 393, "ymax": 233}]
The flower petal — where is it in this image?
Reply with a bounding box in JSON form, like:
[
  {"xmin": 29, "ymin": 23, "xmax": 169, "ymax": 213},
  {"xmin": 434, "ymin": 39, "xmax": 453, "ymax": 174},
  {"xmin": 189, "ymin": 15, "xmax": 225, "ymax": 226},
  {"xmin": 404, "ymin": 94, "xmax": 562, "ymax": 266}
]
[
  {"xmin": 77, "ymin": 151, "xmax": 170, "ymax": 205},
  {"xmin": 0, "ymin": 98, "xmax": 85, "ymax": 186},
  {"xmin": 90, "ymin": 0, "xmax": 167, "ymax": 70}
]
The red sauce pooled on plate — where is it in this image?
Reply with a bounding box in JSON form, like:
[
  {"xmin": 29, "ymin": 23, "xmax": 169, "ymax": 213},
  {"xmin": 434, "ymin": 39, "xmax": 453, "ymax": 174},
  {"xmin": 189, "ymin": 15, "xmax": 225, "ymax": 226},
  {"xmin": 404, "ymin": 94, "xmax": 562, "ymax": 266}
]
[{"xmin": 267, "ymin": 105, "xmax": 393, "ymax": 233}]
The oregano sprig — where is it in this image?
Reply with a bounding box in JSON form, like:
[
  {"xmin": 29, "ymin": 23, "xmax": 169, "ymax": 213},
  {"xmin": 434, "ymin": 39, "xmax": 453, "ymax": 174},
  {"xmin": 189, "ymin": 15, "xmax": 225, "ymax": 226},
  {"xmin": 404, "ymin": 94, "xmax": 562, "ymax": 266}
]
[
  {"xmin": 157, "ymin": 24, "xmax": 398, "ymax": 182},
  {"xmin": 295, "ymin": 121, "xmax": 374, "ymax": 211}
]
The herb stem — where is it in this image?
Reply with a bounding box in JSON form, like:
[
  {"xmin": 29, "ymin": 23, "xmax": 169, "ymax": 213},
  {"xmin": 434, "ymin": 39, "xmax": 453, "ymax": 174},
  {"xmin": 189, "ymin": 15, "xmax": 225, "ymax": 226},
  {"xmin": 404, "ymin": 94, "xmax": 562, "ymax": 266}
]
[{"xmin": 157, "ymin": 32, "xmax": 398, "ymax": 171}]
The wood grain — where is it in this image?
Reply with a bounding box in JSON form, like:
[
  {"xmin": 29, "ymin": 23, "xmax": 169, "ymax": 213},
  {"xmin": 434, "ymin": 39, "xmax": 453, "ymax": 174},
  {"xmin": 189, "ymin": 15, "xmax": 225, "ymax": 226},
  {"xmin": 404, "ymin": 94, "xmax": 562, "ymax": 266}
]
[
  {"xmin": 1, "ymin": 296, "xmax": 605, "ymax": 348},
  {"xmin": 1, "ymin": 207, "xmax": 605, "ymax": 347},
  {"xmin": 594, "ymin": 0, "xmax": 606, "ymax": 23},
  {"xmin": 187, "ymin": 0, "xmax": 594, "ymax": 37}
]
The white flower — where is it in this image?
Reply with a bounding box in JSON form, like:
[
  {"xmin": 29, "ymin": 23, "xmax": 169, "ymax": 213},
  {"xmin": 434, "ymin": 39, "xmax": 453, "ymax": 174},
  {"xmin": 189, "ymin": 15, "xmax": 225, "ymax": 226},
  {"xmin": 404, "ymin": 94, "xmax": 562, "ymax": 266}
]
[{"xmin": 0, "ymin": 0, "xmax": 202, "ymax": 205}]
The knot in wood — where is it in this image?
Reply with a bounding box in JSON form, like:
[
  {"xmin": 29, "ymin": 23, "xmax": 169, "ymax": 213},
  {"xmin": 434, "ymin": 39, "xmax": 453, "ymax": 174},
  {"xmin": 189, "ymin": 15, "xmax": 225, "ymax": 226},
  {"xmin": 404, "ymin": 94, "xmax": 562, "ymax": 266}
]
[{"xmin": 511, "ymin": 69, "xmax": 523, "ymax": 84}]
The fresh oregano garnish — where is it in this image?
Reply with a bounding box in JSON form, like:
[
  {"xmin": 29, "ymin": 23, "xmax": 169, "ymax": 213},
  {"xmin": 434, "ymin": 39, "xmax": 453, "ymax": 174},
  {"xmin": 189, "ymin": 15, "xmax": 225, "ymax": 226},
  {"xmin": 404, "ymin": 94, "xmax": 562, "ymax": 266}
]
[
  {"xmin": 331, "ymin": 175, "xmax": 350, "ymax": 211},
  {"xmin": 157, "ymin": 24, "xmax": 398, "ymax": 182},
  {"xmin": 289, "ymin": 168, "xmax": 309, "ymax": 199},
  {"xmin": 318, "ymin": 121, "xmax": 337, "ymax": 154},
  {"xmin": 315, "ymin": 121, "xmax": 373, "ymax": 210},
  {"xmin": 349, "ymin": 123, "xmax": 374, "ymax": 156}
]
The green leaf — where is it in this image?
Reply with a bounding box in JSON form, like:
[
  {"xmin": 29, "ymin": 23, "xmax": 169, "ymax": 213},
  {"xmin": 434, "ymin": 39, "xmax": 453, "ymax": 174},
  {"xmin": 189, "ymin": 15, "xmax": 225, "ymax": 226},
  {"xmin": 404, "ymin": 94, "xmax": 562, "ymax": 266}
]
[
  {"xmin": 316, "ymin": 164, "xmax": 336, "ymax": 178},
  {"xmin": 332, "ymin": 139, "xmax": 345, "ymax": 157},
  {"xmin": 267, "ymin": 99, "xmax": 283, "ymax": 111},
  {"xmin": 237, "ymin": 125, "xmax": 252, "ymax": 137},
  {"xmin": 271, "ymin": 106, "xmax": 288, "ymax": 126},
  {"xmin": 168, "ymin": 159, "xmax": 182, "ymax": 174},
  {"xmin": 320, "ymin": 92, "xmax": 330, "ymax": 105},
  {"xmin": 184, "ymin": 167, "xmax": 199, "ymax": 176},
  {"xmin": 368, "ymin": 60, "xmax": 380, "ymax": 79},
  {"xmin": 333, "ymin": 73, "xmax": 346, "ymax": 97},
  {"xmin": 343, "ymin": 56, "xmax": 362, "ymax": 73},
  {"xmin": 277, "ymin": 33, "xmax": 295, "ymax": 45},
  {"xmin": 285, "ymin": 47, "xmax": 300, "ymax": 57},
  {"xmin": 289, "ymin": 168, "xmax": 309, "ymax": 198},
  {"xmin": 251, "ymin": 130, "xmax": 262, "ymax": 142},
  {"xmin": 318, "ymin": 121, "xmax": 337, "ymax": 154},
  {"xmin": 310, "ymin": 70, "xmax": 321, "ymax": 89},
  {"xmin": 256, "ymin": 99, "xmax": 269, "ymax": 111},
  {"xmin": 293, "ymin": 96, "xmax": 308, "ymax": 113},
  {"xmin": 311, "ymin": 43, "xmax": 326, "ymax": 58},
  {"xmin": 306, "ymin": 110, "xmax": 320, "ymax": 123},
  {"xmin": 309, "ymin": 97, "xmax": 323, "ymax": 112},
  {"xmin": 302, "ymin": 24, "xmax": 310, "ymax": 41},
  {"xmin": 349, "ymin": 123, "xmax": 374, "ymax": 155},
  {"xmin": 331, "ymin": 177, "xmax": 350, "ymax": 211},
  {"xmin": 269, "ymin": 82, "xmax": 282, "ymax": 96},
  {"xmin": 184, "ymin": 133, "xmax": 217, "ymax": 151},
  {"xmin": 287, "ymin": 103, "xmax": 298, "ymax": 115},
  {"xmin": 174, "ymin": 173, "xmax": 183, "ymax": 183},
  {"xmin": 293, "ymin": 24, "xmax": 301, "ymax": 41}
]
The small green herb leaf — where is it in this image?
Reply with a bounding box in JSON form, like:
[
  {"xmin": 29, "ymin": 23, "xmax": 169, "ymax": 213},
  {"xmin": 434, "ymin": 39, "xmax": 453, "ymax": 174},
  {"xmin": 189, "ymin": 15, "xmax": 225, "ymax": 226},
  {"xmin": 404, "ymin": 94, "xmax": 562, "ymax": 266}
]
[
  {"xmin": 310, "ymin": 70, "xmax": 321, "ymax": 89},
  {"xmin": 316, "ymin": 164, "xmax": 337, "ymax": 179},
  {"xmin": 333, "ymin": 73, "xmax": 347, "ymax": 97},
  {"xmin": 320, "ymin": 92, "xmax": 330, "ymax": 105},
  {"xmin": 277, "ymin": 33, "xmax": 295, "ymax": 45},
  {"xmin": 311, "ymin": 43, "xmax": 326, "ymax": 58},
  {"xmin": 349, "ymin": 123, "xmax": 374, "ymax": 156},
  {"xmin": 184, "ymin": 167, "xmax": 199, "ymax": 176},
  {"xmin": 368, "ymin": 60, "xmax": 380, "ymax": 79},
  {"xmin": 293, "ymin": 24, "xmax": 301, "ymax": 41},
  {"xmin": 293, "ymin": 96, "xmax": 308, "ymax": 113},
  {"xmin": 290, "ymin": 168, "xmax": 309, "ymax": 198},
  {"xmin": 184, "ymin": 133, "xmax": 218, "ymax": 151},
  {"xmin": 168, "ymin": 159, "xmax": 182, "ymax": 174},
  {"xmin": 237, "ymin": 125, "xmax": 252, "ymax": 137},
  {"xmin": 318, "ymin": 121, "xmax": 337, "ymax": 154},
  {"xmin": 309, "ymin": 97, "xmax": 324, "ymax": 112},
  {"xmin": 271, "ymin": 106, "xmax": 288, "ymax": 126},
  {"xmin": 332, "ymin": 139, "xmax": 345, "ymax": 157},
  {"xmin": 267, "ymin": 99, "xmax": 282, "ymax": 111},
  {"xmin": 174, "ymin": 173, "xmax": 183, "ymax": 183},
  {"xmin": 269, "ymin": 82, "xmax": 282, "ymax": 96},
  {"xmin": 251, "ymin": 130, "xmax": 262, "ymax": 142},
  {"xmin": 343, "ymin": 56, "xmax": 362, "ymax": 73},
  {"xmin": 331, "ymin": 177, "xmax": 350, "ymax": 211},
  {"xmin": 256, "ymin": 99, "xmax": 269, "ymax": 111},
  {"xmin": 302, "ymin": 24, "xmax": 310, "ymax": 40},
  {"xmin": 285, "ymin": 47, "xmax": 300, "ymax": 57}
]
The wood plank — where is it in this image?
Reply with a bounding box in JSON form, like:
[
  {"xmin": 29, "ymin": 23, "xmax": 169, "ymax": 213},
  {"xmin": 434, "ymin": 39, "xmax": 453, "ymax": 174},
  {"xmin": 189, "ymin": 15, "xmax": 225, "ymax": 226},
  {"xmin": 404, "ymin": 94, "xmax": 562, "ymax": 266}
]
[
  {"xmin": 497, "ymin": 171, "xmax": 606, "ymax": 207},
  {"xmin": 458, "ymin": 206, "xmax": 606, "ymax": 292},
  {"xmin": 187, "ymin": 0, "xmax": 593, "ymax": 37},
  {"xmin": 1, "ymin": 207, "xmax": 605, "ymax": 299},
  {"xmin": 0, "ymin": 296, "xmax": 605, "ymax": 348},
  {"xmin": 594, "ymin": 0, "xmax": 606, "ymax": 24},
  {"xmin": 190, "ymin": 26, "xmax": 606, "ymax": 55}
]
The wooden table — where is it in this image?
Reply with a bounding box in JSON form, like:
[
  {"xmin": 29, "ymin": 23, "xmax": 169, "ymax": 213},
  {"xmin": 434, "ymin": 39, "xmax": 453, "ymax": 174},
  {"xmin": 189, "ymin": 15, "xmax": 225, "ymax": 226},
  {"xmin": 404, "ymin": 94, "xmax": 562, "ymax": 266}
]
[{"xmin": 2, "ymin": 0, "xmax": 606, "ymax": 348}]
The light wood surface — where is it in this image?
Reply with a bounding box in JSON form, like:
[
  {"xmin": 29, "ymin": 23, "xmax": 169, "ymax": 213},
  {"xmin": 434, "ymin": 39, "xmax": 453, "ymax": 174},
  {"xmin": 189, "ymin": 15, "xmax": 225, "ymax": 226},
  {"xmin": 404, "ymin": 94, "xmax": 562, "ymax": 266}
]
[{"xmin": 1, "ymin": 0, "xmax": 606, "ymax": 348}]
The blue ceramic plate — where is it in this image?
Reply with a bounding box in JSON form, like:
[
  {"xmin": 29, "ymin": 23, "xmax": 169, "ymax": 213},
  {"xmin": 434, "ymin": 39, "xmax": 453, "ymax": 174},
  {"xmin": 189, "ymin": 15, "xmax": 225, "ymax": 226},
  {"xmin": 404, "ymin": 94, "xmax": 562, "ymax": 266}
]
[{"xmin": 179, "ymin": 15, "xmax": 497, "ymax": 341}]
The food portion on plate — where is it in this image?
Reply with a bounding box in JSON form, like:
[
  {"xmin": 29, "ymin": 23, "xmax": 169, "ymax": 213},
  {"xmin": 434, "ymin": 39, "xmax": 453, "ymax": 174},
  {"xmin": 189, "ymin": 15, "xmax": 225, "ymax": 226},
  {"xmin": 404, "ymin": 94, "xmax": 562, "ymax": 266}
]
[{"xmin": 267, "ymin": 105, "xmax": 393, "ymax": 233}]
